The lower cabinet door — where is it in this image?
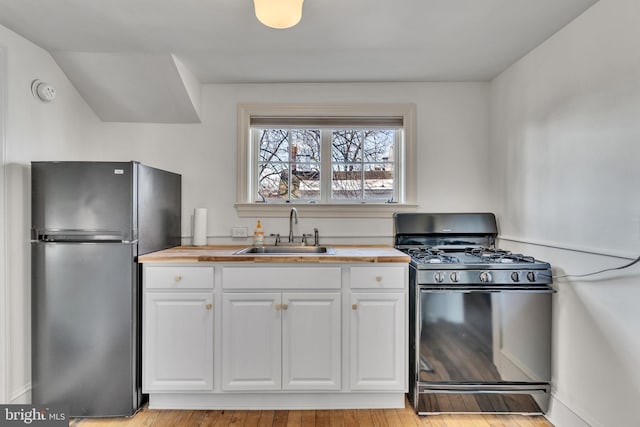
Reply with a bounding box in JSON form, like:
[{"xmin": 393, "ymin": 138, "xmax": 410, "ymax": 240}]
[
  {"xmin": 282, "ymin": 292, "xmax": 341, "ymax": 390},
  {"xmin": 143, "ymin": 292, "xmax": 214, "ymax": 391},
  {"xmin": 350, "ymin": 292, "xmax": 405, "ymax": 391},
  {"xmin": 222, "ymin": 292, "xmax": 282, "ymax": 390}
]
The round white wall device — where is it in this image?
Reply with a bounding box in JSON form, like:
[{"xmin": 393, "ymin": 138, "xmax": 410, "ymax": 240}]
[{"xmin": 31, "ymin": 79, "xmax": 56, "ymax": 102}]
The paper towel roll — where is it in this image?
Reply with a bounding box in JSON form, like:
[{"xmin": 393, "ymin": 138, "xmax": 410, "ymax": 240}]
[{"xmin": 193, "ymin": 208, "xmax": 208, "ymax": 246}]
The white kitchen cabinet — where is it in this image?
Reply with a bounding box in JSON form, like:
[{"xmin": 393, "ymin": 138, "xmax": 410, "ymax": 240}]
[
  {"xmin": 143, "ymin": 265, "xmax": 214, "ymax": 392},
  {"xmin": 350, "ymin": 266, "xmax": 406, "ymax": 289},
  {"xmin": 222, "ymin": 291, "xmax": 341, "ymax": 391},
  {"xmin": 141, "ymin": 260, "xmax": 408, "ymax": 410},
  {"xmin": 350, "ymin": 292, "xmax": 405, "ymax": 391},
  {"xmin": 221, "ymin": 292, "xmax": 282, "ymax": 390},
  {"xmin": 282, "ymin": 292, "xmax": 341, "ymax": 390}
]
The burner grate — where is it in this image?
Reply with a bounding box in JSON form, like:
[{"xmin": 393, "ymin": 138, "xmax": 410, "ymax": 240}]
[
  {"xmin": 465, "ymin": 247, "xmax": 536, "ymax": 264},
  {"xmin": 403, "ymin": 247, "xmax": 461, "ymax": 264}
]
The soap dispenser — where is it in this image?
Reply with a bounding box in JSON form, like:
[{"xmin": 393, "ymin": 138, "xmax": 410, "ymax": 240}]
[{"xmin": 254, "ymin": 220, "xmax": 264, "ymax": 246}]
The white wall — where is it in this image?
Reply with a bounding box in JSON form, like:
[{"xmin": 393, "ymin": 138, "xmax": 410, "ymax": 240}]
[
  {"xmin": 490, "ymin": 0, "xmax": 640, "ymax": 425},
  {"xmin": 82, "ymin": 82, "xmax": 492, "ymax": 245},
  {"xmin": 1, "ymin": 24, "xmax": 492, "ymax": 402}
]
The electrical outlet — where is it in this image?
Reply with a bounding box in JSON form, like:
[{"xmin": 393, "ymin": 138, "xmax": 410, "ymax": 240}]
[{"xmin": 231, "ymin": 227, "xmax": 248, "ymax": 238}]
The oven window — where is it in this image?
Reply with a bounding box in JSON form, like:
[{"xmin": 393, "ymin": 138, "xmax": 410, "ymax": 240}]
[{"xmin": 418, "ymin": 290, "xmax": 552, "ymax": 384}]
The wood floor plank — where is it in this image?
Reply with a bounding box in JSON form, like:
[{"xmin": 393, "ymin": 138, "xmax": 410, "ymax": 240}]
[
  {"xmin": 314, "ymin": 409, "xmax": 332, "ymax": 427},
  {"xmin": 243, "ymin": 410, "xmax": 262, "ymax": 427},
  {"xmin": 481, "ymin": 414, "xmax": 506, "ymax": 427},
  {"xmin": 461, "ymin": 414, "xmax": 493, "ymax": 427},
  {"xmin": 420, "ymin": 414, "xmax": 447, "ymax": 427},
  {"xmin": 273, "ymin": 410, "xmax": 289, "ymax": 427},
  {"xmin": 328, "ymin": 409, "xmax": 344, "ymax": 427},
  {"xmin": 396, "ymin": 404, "xmax": 420, "ymax": 426},
  {"xmin": 227, "ymin": 410, "xmax": 248, "ymax": 426},
  {"xmin": 257, "ymin": 410, "xmax": 275, "ymax": 427},
  {"xmin": 357, "ymin": 408, "xmax": 378, "ymax": 426},
  {"xmin": 300, "ymin": 410, "xmax": 316, "ymax": 426},
  {"xmin": 285, "ymin": 410, "xmax": 303, "ymax": 427},
  {"xmin": 383, "ymin": 406, "xmax": 404, "ymax": 426},
  {"xmin": 370, "ymin": 409, "xmax": 390, "ymax": 427},
  {"xmin": 212, "ymin": 410, "xmax": 239, "ymax": 427},
  {"xmin": 342, "ymin": 409, "xmax": 359, "ymax": 427},
  {"xmin": 505, "ymin": 414, "xmax": 538, "ymax": 427}
]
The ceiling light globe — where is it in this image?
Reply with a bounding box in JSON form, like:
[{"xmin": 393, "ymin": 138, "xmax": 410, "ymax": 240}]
[{"xmin": 254, "ymin": 0, "xmax": 304, "ymax": 29}]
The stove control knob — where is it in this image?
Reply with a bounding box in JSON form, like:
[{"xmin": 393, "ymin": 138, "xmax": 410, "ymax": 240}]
[
  {"xmin": 450, "ymin": 272, "xmax": 460, "ymax": 283},
  {"xmin": 479, "ymin": 271, "xmax": 492, "ymax": 283},
  {"xmin": 433, "ymin": 272, "xmax": 445, "ymax": 283},
  {"xmin": 526, "ymin": 272, "xmax": 536, "ymax": 282},
  {"xmin": 510, "ymin": 272, "xmax": 520, "ymax": 282}
]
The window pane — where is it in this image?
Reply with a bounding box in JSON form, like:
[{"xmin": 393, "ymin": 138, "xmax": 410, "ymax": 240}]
[
  {"xmin": 293, "ymin": 165, "xmax": 320, "ymax": 200},
  {"xmin": 331, "ymin": 130, "xmax": 363, "ymax": 162},
  {"xmin": 259, "ymin": 129, "xmax": 290, "ymax": 163},
  {"xmin": 331, "ymin": 164, "xmax": 362, "ymax": 200},
  {"xmin": 331, "ymin": 129, "xmax": 395, "ymax": 201},
  {"xmin": 362, "ymin": 130, "xmax": 395, "ymax": 162},
  {"xmin": 258, "ymin": 162, "xmax": 288, "ymax": 201},
  {"xmin": 257, "ymin": 128, "xmax": 320, "ymax": 201},
  {"xmin": 363, "ymin": 164, "xmax": 394, "ymax": 200}
]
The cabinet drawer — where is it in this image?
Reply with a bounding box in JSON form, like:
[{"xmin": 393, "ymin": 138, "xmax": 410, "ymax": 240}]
[
  {"xmin": 223, "ymin": 267, "xmax": 341, "ymax": 290},
  {"xmin": 144, "ymin": 265, "xmax": 214, "ymax": 289},
  {"xmin": 350, "ymin": 266, "xmax": 406, "ymax": 289}
]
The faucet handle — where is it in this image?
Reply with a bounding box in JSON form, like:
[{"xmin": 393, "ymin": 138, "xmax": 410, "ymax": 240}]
[
  {"xmin": 313, "ymin": 228, "xmax": 319, "ymax": 246},
  {"xmin": 269, "ymin": 233, "xmax": 281, "ymax": 245},
  {"xmin": 302, "ymin": 233, "xmax": 313, "ymax": 245}
]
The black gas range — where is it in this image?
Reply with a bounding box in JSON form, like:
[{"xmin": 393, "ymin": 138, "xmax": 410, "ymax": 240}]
[
  {"xmin": 395, "ymin": 213, "xmax": 552, "ymax": 287},
  {"xmin": 395, "ymin": 213, "xmax": 554, "ymax": 415}
]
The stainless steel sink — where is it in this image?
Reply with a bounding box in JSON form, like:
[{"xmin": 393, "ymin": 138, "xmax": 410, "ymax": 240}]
[{"xmin": 233, "ymin": 245, "xmax": 335, "ymax": 255}]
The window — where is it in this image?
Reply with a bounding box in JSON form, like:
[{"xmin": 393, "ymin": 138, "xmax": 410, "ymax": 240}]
[
  {"xmin": 236, "ymin": 104, "xmax": 417, "ymax": 218},
  {"xmin": 256, "ymin": 128, "xmax": 397, "ymax": 203}
]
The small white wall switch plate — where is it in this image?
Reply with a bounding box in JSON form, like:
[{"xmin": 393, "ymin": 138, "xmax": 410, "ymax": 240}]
[{"xmin": 231, "ymin": 227, "xmax": 248, "ymax": 238}]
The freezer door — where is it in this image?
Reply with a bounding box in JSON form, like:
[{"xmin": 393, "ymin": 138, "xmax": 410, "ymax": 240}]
[
  {"xmin": 31, "ymin": 242, "xmax": 140, "ymax": 417},
  {"xmin": 31, "ymin": 162, "xmax": 135, "ymax": 241}
]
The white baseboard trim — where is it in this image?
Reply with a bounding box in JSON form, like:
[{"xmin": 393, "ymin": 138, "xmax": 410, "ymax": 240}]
[
  {"xmin": 546, "ymin": 393, "xmax": 597, "ymax": 427},
  {"xmin": 10, "ymin": 383, "xmax": 31, "ymax": 404},
  {"xmin": 149, "ymin": 392, "xmax": 406, "ymax": 410}
]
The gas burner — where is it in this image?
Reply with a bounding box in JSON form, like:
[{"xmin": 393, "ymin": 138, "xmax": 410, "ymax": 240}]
[
  {"xmin": 465, "ymin": 247, "xmax": 536, "ymax": 264},
  {"xmin": 403, "ymin": 247, "xmax": 461, "ymax": 265}
]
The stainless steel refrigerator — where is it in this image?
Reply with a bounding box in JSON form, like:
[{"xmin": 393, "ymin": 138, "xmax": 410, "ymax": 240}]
[{"xmin": 31, "ymin": 161, "xmax": 181, "ymax": 417}]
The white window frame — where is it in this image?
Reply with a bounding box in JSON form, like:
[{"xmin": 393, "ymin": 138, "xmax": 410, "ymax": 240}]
[{"xmin": 236, "ymin": 103, "xmax": 417, "ymax": 218}]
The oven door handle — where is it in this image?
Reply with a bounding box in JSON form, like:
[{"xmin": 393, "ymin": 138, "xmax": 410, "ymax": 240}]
[{"xmin": 419, "ymin": 286, "xmax": 556, "ymax": 293}]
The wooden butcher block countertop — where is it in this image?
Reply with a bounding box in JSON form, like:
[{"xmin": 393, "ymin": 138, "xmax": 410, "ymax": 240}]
[{"xmin": 138, "ymin": 245, "xmax": 410, "ymax": 264}]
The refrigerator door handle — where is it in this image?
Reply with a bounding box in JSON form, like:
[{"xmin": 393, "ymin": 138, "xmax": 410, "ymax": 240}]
[{"xmin": 33, "ymin": 230, "xmax": 128, "ymax": 242}]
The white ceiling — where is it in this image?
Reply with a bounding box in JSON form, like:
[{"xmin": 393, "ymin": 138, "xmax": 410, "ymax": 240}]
[{"xmin": 0, "ymin": 0, "xmax": 599, "ymax": 121}]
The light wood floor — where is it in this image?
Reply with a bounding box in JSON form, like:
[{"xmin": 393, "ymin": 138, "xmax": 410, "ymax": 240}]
[{"xmin": 70, "ymin": 398, "xmax": 553, "ymax": 427}]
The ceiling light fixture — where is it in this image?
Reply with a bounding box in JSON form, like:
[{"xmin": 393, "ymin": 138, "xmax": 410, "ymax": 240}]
[{"xmin": 254, "ymin": 0, "xmax": 304, "ymax": 29}]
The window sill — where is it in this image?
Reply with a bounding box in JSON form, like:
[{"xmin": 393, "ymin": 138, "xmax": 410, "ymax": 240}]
[{"xmin": 235, "ymin": 203, "xmax": 418, "ymax": 218}]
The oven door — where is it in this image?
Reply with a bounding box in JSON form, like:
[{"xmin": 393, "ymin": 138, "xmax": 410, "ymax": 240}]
[{"xmin": 414, "ymin": 286, "xmax": 554, "ymax": 414}]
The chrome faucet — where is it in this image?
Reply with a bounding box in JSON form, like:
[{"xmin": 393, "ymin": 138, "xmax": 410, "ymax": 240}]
[{"xmin": 288, "ymin": 207, "xmax": 298, "ymax": 243}]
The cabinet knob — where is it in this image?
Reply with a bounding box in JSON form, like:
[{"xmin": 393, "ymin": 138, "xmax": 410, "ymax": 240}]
[
  {"xmin": 205, "ymin": 303, "xmax": 213, "ymax": 310},
  {"xmin": 174, "ymin": 275, "xmax": 182, "ymax": 282},
  {"xmin": 375, "ymin": 276, "xmax": 383, "ymax": 282},
  {"xmin": 352, "ymin": 303, "xmax": 358, "ymax": 310}
]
